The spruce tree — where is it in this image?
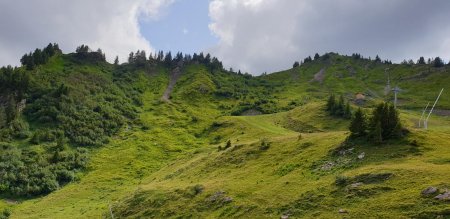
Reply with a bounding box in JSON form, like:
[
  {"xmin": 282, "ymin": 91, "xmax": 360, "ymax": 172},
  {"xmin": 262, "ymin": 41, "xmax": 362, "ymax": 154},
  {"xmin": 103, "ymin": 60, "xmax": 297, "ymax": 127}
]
[
  {"xmin": 374, "ymin": 120, "xmax": 383, "ymax": 143},
  {"xmin": 344, "ymin": 102, "xmax": 352, "ymax": 119},
  {"xmin": 114, "ymin": 56, "xmax": 119, "ymax": 65},
  {"xmin": 0, "ymin": 106, "xmax": 6, "ymax": 128},
  {"xmin": 349, "ymin": 108, "xmax": 366, "ymax": 137},
  {"xmin": 368, "ymin": 102, "xmax": 403, "ymax": 142},
  {"xmin": 5, "ymin": 96, "xmax": 17, "ymax": 123},
  {"xmin": 336, "ymin": 95, "xmax": 345, "ymax": 116},
  {"xmin": 314, "ymin": 53, "xmax": 320, "ymax": 60},
  {"xmin": 326, "ymin": 94, "xmax": 336, "ymax": 112}
]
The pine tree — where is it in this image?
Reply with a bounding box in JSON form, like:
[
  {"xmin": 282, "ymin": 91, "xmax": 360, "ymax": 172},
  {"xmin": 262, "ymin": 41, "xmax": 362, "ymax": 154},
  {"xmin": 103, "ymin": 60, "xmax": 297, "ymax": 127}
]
[
  {"xmin": 349, "ymin": 108, "xmax": 366, "ymax": 137},
  {"xmin": 367, "ymin": 102, "xmax": 403, "ymax": 142},
  {"xmin": 374, "ymin": 120, "xmax": 383, "ymax": 143},
  {"xmin": 114, "ymin": 56, "xmax": 119, "ymax": 65},
  {"xmin": 314, "ymin": 53, "xmax": 320, "ymax": 60},
  {"xmin": 0, "ymin": 106, "xmax": 6, "ymax": 128},
  {"xmin": 433, "ymin": 57, "xmax": 445, "ymax": 67},
  {"xmin": 417, "ymin": 57, "xmax": 426, "ymax": 65},
  {"xmin": 293, "ymin": 61, "xmax": 300, "ymax": 68},
  {"xmin": 374, "ymin": 55, "xmax": 381, "ymax": 63},
  {"xmin": 326, "ymin": 94, "xmax": 336, "ymax": 112},
  {"xmin": 335, "ymin": 95, "xmax": 345, "ymax": 116},
  {"xmin": 5, "ymin": 96, "xmax": 17, "ymax": 123},
  {"xmin": 344, "ymin": 102, "xmax": 352, "ymax": 119}
]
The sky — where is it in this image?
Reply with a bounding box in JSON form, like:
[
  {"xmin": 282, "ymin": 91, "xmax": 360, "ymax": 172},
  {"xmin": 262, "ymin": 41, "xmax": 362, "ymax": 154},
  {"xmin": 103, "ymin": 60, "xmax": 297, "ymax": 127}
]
[{"xmin": 1, "ymin": 0, "xmax": 450, "ymax": 75}]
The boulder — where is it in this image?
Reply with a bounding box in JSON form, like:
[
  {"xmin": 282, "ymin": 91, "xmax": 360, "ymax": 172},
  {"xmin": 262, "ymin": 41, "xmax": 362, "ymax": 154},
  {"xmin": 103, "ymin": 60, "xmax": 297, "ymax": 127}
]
[
  {"xmin": 421, "ymin": 187, "xmax": 438, "ymax": 196},
  {"xmin": 357, "ymin": 152, "xmax": 365, "ymax": 159},
  {"xmin": 435, "ymin": 191, "xmax": 450, "ymax": 201},
  {"xmin": 350, "ymin": 182, "xmax": 363, "ymax": 188},
  {"xmin": 338, "ymin": 209, "xmax": 348, "ymax": 214}
]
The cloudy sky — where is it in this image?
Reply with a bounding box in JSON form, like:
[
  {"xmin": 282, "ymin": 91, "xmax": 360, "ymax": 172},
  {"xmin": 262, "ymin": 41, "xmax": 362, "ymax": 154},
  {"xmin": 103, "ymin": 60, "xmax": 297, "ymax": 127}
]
[{"xmin": 1, "ymin": 0, "xmax": 450, "ymax": 74}]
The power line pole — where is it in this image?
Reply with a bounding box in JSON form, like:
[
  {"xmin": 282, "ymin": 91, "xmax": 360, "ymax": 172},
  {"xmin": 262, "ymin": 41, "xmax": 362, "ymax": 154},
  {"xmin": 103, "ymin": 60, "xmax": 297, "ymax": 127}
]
[
  {"xmin": 424, "ymin": 88, "xmax": 444, "ymax": 129},
  {"xmin": 392, "ymin": 86, "xmax": 400, "ymax": 109},
  {"xmin": 419, "ymin": 102, "xmax": 430, "ymax": 128}
]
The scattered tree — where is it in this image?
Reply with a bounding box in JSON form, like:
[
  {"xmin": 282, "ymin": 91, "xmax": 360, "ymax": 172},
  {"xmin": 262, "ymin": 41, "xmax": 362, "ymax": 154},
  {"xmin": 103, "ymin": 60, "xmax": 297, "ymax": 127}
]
[{"xmin": 293, "ymin": 61, "xmax": 300, "ymax": 68}]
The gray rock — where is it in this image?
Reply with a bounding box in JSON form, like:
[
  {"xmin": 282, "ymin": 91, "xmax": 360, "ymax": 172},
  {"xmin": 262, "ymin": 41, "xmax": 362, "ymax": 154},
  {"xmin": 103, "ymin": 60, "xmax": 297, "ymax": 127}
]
[
  {"xmin": 421, "ymin": 186, "xmax": 438, "ymax": 196},
  {"xmin": 339, "ymin": 209, "xmax": 348, "ymax": 214},
  {"xmin": 280, "ymin": 215, "xmax": 289, "ymax": 219},
  {"xmin": 350, "ymin": 182, "xmax": 363, "ymax": 188},
  {"xmin": 357, "ymin": 152, "xmax": 365, "ymax": 159},
  {"xmin": 320, "ymin": 161, "xmax": 335, "ymax": 171},
  {"xmin": 223, "ymin": 196, "xmax": 233, "ymax": 203},
  {"xmin": 435, "ymin": 192, "xmax": 450, "ymax": 201}
]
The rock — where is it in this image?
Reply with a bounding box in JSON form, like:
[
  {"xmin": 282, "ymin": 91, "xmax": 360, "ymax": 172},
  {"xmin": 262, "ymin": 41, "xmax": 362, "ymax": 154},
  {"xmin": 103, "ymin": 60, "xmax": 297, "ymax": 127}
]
[
  {"xmin": 320, "ymin": 161, "xmax": 335, "ymax": 171},
  {"xmin": 338, "ymin": 209, "xmax": 348, "ymax": 214},
  {"xmin": 357, "ymin": 152, "xmax": 365, "ymax": 159},
  {"xmin": 350, "ymin": 182, "xmax": 363, "ymax": 188},
  {"xmin": 280, "ymin": 215, "xmax": 289, "ymax": 219},
  {"xmin": 223, "ymin": 196, "xmax": 233, "ymax": 203},
  {"xmin": 421, "ymin": 186, "xmax": 438, "ymax": 196},
  {"xmin": 434, "ymin": 191, "xmax": 450, "ymax": 201}
]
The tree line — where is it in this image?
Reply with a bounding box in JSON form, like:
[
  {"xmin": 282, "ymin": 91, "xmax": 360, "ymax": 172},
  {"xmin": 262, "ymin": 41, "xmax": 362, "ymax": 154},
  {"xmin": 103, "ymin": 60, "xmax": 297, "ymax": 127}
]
[
  {"xmin": 20, "ymin": 43, "xmax": 61, "ymax": 70},
  {"xmin": 126, "ymin": 49, "xmax": 224, "ymax": 72}
]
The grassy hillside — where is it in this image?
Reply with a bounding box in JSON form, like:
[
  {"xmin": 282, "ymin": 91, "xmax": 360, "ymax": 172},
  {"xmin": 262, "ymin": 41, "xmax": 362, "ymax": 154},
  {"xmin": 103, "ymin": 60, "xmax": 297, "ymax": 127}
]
[{"xmin": 1, "ymin": 49, "xmax": 449, "ymax": 218}]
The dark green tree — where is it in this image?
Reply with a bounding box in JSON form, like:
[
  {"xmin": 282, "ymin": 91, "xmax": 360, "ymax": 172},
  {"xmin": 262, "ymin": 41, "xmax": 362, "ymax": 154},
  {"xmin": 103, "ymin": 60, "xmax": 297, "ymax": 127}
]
[
  {"xmin": 368, "ymin": 102, "xmax": 403, "ymax": 142},
  {"xmin": 0, "ymin": 106, "xmax": 6, "ymax": 128},
  {"xmin": 293, "ymin": 61, "xmax": 300, "ymax": 68},
  {"xmin": 5, "ymin": 96, "xmax": 17, "ymax": 123},
  {"xmin": 314, "ymin": 53, "xmax": 320, "ymax": 60},
  {"xmin": 349, "ymin": 108, "xmax": 366, "ymax": 137},
  {"xmin": 326, "ymin": 94, "xmax": 336, "ymax": 112},
  {"xmin": 433, "ymin": 57, "xmax": 445, "ymax": 67},
  {"xmin": 344, "ymin": 102, "xmax": 352, "ymax": 119},
  {"xmin": 417, "ymin": 56, "xmax": 426, "ymax": 65},
  {"xmin": 114, "ymin": 56, "xmax": 119, "ymax": 65},
  {"xmin": 375, "ymin": 55, "xmax": 381, "ymax": 62}
]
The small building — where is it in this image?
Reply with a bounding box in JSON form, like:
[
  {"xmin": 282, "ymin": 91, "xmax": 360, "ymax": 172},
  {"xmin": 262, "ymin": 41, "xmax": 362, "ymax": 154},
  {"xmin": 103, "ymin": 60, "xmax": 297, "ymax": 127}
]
[{"xmin": 355, "ymin": 93, "xmax": 366, "ymax": 105}]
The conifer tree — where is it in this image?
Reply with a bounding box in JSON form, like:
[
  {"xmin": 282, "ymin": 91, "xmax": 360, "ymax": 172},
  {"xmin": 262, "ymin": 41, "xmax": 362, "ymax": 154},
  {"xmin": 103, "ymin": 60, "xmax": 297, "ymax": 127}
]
[
  {"xmin": 344, "ymin": 102, "xmax": 352, "ymax": 119},
  {"xmin": 314, "ymin": 53, "xmax": 320, "ymax": 60},
  {"xmin": 349, "ymin": 108, "xmax": 366, "ymax": 137},
  {"xmin": 326, "ymin": 94, "xmax": 336, "ymax": 112},
  {"xmin": 417, "ymin": 57, "xmax": 426, "ymax": 64},
  {"xmin": 114, "ymin": 56, "xmax": 119, "ymax": 65},
  {"xmin": 0, "ymin": 107, "xmax": 6, "ymax": 128}
]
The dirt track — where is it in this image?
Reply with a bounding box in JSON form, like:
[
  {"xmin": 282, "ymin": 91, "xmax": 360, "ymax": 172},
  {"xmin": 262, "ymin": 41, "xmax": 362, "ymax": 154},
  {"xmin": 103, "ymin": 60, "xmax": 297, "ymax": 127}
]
[{"xmin": 161, "ymin": 67, "xmax": 182, "ymax": 102}]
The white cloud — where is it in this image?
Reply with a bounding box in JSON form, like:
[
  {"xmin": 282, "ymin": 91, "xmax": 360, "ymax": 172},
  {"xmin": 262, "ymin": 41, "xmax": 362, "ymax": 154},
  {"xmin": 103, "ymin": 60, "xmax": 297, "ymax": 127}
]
[
  {"xmin": 208, "ymin": 0, "xmax": 450, "ymax": 74},
  {"xmin": 0, "ymin": 0, "xmax": 174, "ymax": 66}
]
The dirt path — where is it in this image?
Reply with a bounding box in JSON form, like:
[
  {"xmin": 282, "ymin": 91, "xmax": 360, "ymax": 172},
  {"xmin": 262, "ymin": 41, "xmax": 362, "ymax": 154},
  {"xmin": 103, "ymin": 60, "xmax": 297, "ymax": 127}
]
[{"xmin": 161, "ymin": 67, "xmax": 182, "ymax": 102}]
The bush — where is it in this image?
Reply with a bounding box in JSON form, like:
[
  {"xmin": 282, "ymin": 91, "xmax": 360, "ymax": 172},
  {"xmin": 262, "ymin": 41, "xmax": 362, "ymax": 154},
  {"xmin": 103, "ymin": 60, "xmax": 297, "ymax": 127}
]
[{"xmin": 0, "ymin": 145, "xmax": 88, "ymax": 197}]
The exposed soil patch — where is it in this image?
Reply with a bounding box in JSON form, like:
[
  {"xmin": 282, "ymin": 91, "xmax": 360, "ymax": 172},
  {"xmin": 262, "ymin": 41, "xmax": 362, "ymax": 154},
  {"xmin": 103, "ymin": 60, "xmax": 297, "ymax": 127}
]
[
  {"xmin": 310, "ymin": 68, "xmax": 325, "ymax": 83},
  {"xmin": 240, "ymin": 109, "xmax": 263, "ymax": 116},
  {"xmin": 161, "ymin": 67, "xmax": 182, "ymax": 102}
]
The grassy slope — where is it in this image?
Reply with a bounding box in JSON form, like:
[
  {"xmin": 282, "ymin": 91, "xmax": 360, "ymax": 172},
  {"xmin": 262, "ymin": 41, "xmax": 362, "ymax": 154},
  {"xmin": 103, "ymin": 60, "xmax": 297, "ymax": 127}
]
[{"xmin": 2, "ymin": 55, "xmax": 450, "ymax": 218}]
